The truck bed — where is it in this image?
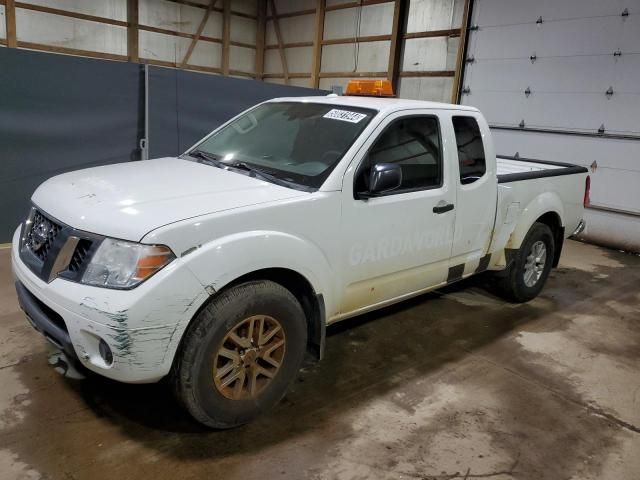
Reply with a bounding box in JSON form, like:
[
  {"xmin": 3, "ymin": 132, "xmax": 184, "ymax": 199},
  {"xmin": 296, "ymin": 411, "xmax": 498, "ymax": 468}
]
[{"xmin": 496, "ymin": 155, "xmax": 588, "ymax": 183}]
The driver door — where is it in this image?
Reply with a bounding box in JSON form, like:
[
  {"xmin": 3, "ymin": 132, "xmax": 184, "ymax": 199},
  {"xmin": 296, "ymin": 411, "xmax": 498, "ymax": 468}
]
[{"xmin": 337, "ymin": 112, "xmax": 456, "ymax": 318}]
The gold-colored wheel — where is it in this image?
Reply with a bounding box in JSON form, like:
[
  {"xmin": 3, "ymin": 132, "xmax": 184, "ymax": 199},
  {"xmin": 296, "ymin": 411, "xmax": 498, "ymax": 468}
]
[{"xmin": 213, "ymin": 315, "xmax": 286, "ymax": 400}]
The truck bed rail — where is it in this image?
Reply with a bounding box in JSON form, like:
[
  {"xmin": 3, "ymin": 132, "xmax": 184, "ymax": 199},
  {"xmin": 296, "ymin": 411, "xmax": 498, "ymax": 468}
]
[{"xmin": 496, "ymin": 155, "xmax": 588, "ymax": 184}]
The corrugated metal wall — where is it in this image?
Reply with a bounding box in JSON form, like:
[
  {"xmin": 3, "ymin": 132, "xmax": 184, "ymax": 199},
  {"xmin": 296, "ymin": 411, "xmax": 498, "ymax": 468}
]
[
  {"xmin": 399, "ymin": 0, "xmax": 463, "ymax": 100},
  {"xmin": 1, "ymin": 0, "xmax": 471, "ymax": 100},
  {"xmin": 264, "ymin": 0, "xmax": 467, "ymax": 102},
  {"xmin": 0, "ymin": 0, "xmax": 259, "ymax": 77}
]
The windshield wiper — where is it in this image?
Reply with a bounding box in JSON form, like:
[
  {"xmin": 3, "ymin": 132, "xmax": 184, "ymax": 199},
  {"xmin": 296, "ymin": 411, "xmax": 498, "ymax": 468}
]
[
  {"xmin": 188, "ymin": 150, "xmax": 227, "ymax": 169},
  {"xmin": 188, "ymin": 151, "xmax": 310, "ymax": 191},
  {"xmin": 229, "ymin": 162, "xmax": 296, "ymax": 189}
]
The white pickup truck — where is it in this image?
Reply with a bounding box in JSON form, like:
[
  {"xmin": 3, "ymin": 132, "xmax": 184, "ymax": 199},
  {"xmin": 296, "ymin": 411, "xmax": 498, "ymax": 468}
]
[{"xmin": 12, "ymin": 91, "xmax": 589, "ymax": 428}]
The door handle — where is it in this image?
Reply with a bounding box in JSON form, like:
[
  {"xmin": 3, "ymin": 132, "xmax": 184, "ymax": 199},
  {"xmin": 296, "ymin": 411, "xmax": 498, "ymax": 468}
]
[{"xmin": 433, "ymin": 202, "xmax": 454, "ymax": 214}]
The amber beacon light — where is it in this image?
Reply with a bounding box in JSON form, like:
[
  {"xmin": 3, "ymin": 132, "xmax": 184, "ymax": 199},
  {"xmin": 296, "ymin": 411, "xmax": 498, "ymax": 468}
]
[{"xmin": 345, "ymin": 79, "xmax": 395, "ymax": 97}]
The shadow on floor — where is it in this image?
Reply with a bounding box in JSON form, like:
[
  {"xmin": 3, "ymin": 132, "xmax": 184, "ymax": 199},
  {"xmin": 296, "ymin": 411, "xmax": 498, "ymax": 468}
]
[{"xmin": 56, "ymin": 271, "xmax": 561, "ymax": 461}]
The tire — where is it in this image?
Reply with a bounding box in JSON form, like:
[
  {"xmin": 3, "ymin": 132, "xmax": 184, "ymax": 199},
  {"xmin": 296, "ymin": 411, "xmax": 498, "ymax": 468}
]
[
  {"xmin": 171, "ymin": 280, "xmax": 307, "ymax": 428},
  {"xmin": 496, "ymin": 222, "xmax": 555, "ymax": 303}
]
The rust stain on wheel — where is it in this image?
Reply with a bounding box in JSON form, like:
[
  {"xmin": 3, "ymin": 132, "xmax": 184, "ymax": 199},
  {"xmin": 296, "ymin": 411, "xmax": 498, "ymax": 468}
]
[{"xmin": 213, "ymin": 315, "xmax": 286, "ymax": 400}]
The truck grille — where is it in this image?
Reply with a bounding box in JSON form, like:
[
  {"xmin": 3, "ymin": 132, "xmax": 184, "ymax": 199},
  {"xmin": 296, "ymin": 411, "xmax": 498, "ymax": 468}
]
[
  {"xmin": 20, "ymin": 207, "xmax": 100, "ymax": 283},
  {"xmin": 68, "ymin": 239, "xmax": 93, "ymax": 273},
  {"xmin": 24, "ymin": 210, "xmax": 62, "ymax": 262}
]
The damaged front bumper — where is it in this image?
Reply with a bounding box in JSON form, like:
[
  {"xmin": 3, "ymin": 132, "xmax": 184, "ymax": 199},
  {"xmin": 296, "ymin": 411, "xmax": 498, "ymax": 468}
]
[{"xmin": 11, "ymin": 228, "xmax": 209, "ymax": 383}]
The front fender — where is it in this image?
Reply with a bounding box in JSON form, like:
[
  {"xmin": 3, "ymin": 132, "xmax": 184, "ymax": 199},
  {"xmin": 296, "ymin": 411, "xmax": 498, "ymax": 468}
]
[
  {"xmin": 156, "ymin": 230, "xmax": 336, "ymax": 370},
  {"xmin": 507, "ymin": 191, "xmax": 564, "ymax": 250},
  {"xmin": 181, "ymin": 230, "xmax": 335, "ymax": 307}
]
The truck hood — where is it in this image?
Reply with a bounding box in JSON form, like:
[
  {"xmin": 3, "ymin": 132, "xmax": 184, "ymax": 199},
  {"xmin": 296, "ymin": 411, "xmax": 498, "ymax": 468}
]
[{"xmin": 32, "ymin": 157, "xmax": 308, "ymax": 241}]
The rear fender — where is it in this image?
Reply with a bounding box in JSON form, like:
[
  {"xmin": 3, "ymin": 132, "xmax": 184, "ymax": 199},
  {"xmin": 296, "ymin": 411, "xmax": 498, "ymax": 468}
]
[
  {"xmin": 506, "ymin": 192, "xmax": 564, "ymax": 250},
  {"xmin": 492, "ymin": 192, "xmax": 565, "ymax": 269}
]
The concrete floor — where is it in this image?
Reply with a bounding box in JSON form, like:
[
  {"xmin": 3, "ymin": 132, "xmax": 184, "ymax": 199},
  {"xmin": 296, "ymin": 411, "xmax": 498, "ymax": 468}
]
[{"xmin": 0, "ymin": 239, "xmax": 638, "ymax": 480}]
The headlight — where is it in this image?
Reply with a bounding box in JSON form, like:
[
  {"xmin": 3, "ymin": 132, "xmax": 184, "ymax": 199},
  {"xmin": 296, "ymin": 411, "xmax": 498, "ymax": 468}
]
[{"xmin": 82, "ymin": 238, "xmax": 175, "ymax": 289}]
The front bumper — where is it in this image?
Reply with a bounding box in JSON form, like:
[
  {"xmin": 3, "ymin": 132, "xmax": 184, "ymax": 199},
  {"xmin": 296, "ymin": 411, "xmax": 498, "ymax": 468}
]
[
  {"xmin": 11, "ymin": 227, "xmax": 209, "ymax": 383},
  {"xmin": 16, "ymin": 280, "xmax": 76, "ymax": 359}
]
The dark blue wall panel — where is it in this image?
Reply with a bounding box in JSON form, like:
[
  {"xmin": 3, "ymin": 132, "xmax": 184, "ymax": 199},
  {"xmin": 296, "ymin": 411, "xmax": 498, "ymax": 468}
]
[
  {"xmin": 148, "ymin": 67, "xmax": 326, "ymax": 158},
  {"xmin": 0, "ymin": 50, "xmax": 326, "ymax": 243},
  {"xmin": 0, "ymin": 48, "xmax": 143, "ymax": 242}
]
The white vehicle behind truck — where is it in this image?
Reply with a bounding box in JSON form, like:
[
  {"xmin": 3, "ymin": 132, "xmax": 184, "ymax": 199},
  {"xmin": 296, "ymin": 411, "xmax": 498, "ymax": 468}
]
[{"xmin": 12, "ymin": 80, "xmax": 589, "ymax": 428}]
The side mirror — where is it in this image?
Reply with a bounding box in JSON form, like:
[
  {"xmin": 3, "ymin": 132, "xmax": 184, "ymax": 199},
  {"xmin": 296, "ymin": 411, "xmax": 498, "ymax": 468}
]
[{"xmin": 368, "ymin": 163, "xmax": 402, "ymax": 195}]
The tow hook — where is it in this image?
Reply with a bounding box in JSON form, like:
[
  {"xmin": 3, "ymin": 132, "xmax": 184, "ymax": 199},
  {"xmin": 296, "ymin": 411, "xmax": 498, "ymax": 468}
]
[{"xmin": 47, "ymin": 349, "xmax": 85, "ymax": 380}]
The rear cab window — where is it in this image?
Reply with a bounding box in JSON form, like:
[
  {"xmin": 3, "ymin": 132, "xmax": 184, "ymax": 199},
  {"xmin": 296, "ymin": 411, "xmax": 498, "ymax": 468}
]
[{"xmin": 452, "ymin": 116, "xmax": 486, "ymax": 185}]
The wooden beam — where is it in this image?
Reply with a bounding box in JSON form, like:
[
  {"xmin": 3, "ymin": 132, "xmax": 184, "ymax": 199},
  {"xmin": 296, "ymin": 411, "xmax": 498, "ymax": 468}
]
[
  {"xmin": 387, "ymin": 0, "xmax": 408, "ymax": 92},
  {"xmin": 399, "ymin": 70, "xmax": 456, "ymax": 78},
  {"xmin": 404, "ymin": 28, "xmax": 461, "ymax": 40},
  {"xmin": 127, "ymin": 0, "xmax": 139, "ymax": 62},
  {"xmin": 267, "ymin": 8, "xmax": 315, "ymax": 20},
  {"xmin": 229, "ymin": 10, "xmax": 258, "ymax": 20},
  {"xmin": 228, "ymin": 69, "xmax": 255, "ymax": 78},
  {"xmin": 163, "ymin": 0, "xmax": 257, "ymax": 19},
  {"xmin": 231, "ymin": 40, "xmax": 255, "ymax": 49},
  {"xmin": 255, "ymin": 0, "xmax": 267, "ymax": 80},
  {"xmin": 268, "ymin": 0, "xmax": 289, "ymax": 83},
  {"xmin": 325, "ymin": 0, "xmax": 392, "ymax": 12},
  {"xmin": 322, "ymin": 34, "xmax": 391, "ymax": 45},
  {"xmin": 138, "ymin": 24, "xmax": 217, "ymax": 42},
  {"xmin": 142, "ymin": 57, "xmax": 223, "ymax": 74},
  {"xmin": 265, "ymin": 41, "xmax": 313, "ymax": 50},
  {"xmin": 263, "ymin": 72, "xmax": 311, "ymax": 79},
  {"xmin": 14, "ymin": 2, "xmax": 128, "ymax": 26},
  {"xmin": 17, "ymin": 41, "xmax": 128, "ymax": 61},
  {"xmin": 180, "ymin": 0, "xmax": 217, "ymax": 68},
  {"xmin": 5, "ymin": 0, "xmax": 17, "ymax": 48},
  {"xmin": 141, "ymin": 57, "xmax": 255, "ymax": 78},
  {"xmin": 311, "ymin": 0, "xmax": 325, "ymax": 88},
  {"xmin": 451, "ymin": 0, "xmax": 471, "ymax": 103},
  {"xmin": 222, "ymin": 0, "xmax": 231, "ymax": 75},
  {"xmin": 319, "ymin": 71, "xmax": 387, "ymax": 78}
]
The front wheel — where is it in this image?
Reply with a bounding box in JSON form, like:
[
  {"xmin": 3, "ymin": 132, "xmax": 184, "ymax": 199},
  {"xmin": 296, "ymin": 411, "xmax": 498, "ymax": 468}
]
[
  {"xmin": 171, "ymin": 280, "xmax": 307, "ymax": 428},
  {"xmin": 496, "ymin": 222, "xmax": 555, "ymax": 303}
]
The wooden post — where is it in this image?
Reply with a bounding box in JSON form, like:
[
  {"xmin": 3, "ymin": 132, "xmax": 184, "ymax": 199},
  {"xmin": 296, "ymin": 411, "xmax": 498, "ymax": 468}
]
[
  {"xmin": 127, "ymin": 0, "xmax": 139, "ymax": 62},
  {"xmin": 451, "ymin": 0, "xmax": 471, "ymax": 103},
  {"xmin": 310, "ymin": 0, "xmax": 325, "ymax": 88},
  {"xmin": 222, "ymin": 0, "xmax": 231, "ymax": 75},
  {"xmin": 268, "ymin": 0, "xmax": 289, "ymax": 84},
  {"xmin": 255, "ymin": 0, "xmax": 267, "ymax": 80},
  {"xmin": 5, "ymin": 0, "xmax": 17, "ymax": 48},
  {"xmin": 387, "ymin": 0, "xmax": 408, "ymax": 94},
  {"xmin": 181, "ymin": 0, "xmax": 217, "ymax": 68}
]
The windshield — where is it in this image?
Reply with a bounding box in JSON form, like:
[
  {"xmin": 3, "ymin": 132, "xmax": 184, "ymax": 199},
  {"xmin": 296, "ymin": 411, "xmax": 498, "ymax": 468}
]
[{"xmin": 189, "ymin": 101, "xmax": 377, "ymax": 189}]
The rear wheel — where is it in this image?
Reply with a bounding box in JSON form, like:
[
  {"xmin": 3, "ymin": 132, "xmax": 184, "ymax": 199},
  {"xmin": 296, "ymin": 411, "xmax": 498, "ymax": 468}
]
[
  {"xmin": 172, "ymin": 280, "xmax": 307, "ymax": 428},
  {"xmin": 496, "ymin": 222, "xmax": 555, "ymax": 303}
]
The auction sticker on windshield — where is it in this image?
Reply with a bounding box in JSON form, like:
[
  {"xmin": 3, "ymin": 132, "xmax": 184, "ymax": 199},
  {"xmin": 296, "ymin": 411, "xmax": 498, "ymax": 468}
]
[{"xmin": 323, "ymin": 109, "xmax": 367, "ymax": 123}]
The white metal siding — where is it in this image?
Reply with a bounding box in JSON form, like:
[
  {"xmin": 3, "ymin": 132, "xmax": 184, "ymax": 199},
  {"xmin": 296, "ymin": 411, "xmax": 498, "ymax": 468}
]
[{"xmin": 462, "ymin": 0, "xmax": 640, "ymax": 251}]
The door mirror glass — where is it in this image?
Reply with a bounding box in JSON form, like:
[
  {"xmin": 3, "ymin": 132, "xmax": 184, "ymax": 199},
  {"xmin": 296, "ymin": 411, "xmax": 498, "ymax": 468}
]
[{"xmin": 369, "ymin": 163, "xmax": 402, "ymax": 194}]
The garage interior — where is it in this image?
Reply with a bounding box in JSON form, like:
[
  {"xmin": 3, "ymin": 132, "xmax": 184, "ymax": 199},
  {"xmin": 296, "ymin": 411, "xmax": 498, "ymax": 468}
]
[{"xmin": 0, "ymin": 1, "xmax": 639, "ymax": 479}]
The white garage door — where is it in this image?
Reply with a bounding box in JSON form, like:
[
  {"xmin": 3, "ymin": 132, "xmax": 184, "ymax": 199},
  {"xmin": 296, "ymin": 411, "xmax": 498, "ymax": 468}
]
[{"xmin": 461, "ymin": 0, "xmax": 640, "ymax": 251}]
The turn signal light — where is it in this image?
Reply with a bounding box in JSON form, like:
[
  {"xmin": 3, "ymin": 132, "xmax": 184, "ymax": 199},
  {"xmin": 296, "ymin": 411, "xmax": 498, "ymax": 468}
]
[
  {"xmin": 134, "ymin": 245, "xmax": 175, "ymax": 282},
  {"xmin": 345, "ymin": 79, "xmax": 394, "ymax": 97}
]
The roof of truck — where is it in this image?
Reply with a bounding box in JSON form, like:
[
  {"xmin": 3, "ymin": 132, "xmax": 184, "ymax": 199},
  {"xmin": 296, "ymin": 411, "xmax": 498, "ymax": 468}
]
[{"xmin": 266, "ymin": 94, "xmax": 480, "ymax": 115}]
